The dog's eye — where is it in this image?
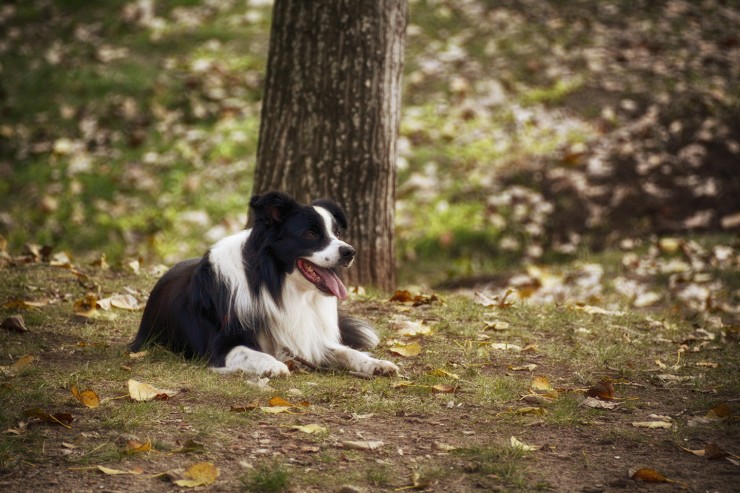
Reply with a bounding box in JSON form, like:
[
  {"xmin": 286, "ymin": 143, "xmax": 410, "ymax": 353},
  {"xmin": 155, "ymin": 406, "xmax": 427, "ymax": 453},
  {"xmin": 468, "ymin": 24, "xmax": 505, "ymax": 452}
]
[{"xmin": 303, "ymin": 230, "xmax": 319, "ymax": 240}]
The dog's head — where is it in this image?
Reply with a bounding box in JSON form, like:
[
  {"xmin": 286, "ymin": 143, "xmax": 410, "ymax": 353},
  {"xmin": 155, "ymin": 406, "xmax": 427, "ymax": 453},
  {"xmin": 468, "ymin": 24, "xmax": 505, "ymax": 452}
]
[{"xmin": 248, "ymin": 191, "xmax": 354, "ymax": 300}]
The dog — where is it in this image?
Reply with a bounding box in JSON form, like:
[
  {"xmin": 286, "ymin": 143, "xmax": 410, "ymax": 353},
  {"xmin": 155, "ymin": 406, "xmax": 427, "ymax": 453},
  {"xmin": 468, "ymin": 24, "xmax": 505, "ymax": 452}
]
[{"xmin": 130, "ymin": 191, "xmax": 399, "ymax": 378}]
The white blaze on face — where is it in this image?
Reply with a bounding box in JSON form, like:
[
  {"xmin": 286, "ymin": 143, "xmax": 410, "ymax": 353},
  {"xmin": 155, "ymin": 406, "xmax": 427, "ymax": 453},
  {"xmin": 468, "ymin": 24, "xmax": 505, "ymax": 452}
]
[{"xmin": 309, "ymin": 206, "xmax": 353, "ymax": 267}]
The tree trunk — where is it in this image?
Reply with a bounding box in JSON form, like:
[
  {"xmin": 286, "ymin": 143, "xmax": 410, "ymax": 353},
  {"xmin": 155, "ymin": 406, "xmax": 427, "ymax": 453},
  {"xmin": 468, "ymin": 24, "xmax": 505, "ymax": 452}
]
[{"xmin": 251, "ymin": 0, "xmax": 407, "ymax": 292}]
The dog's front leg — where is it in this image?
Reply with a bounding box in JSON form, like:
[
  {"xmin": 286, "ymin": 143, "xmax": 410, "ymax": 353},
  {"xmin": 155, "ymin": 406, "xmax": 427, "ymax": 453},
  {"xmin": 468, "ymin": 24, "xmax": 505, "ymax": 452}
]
[
  {"xmin": 330, "ymin": 346, "xmax": 399, "ymax": 376},
  {"xmin": 213, "ymin": 346, "xmax": 290, "ymax": 377}
]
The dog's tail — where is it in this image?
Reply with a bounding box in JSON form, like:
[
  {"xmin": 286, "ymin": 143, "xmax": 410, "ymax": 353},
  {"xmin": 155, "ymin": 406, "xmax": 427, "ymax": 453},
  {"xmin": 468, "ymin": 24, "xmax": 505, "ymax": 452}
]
[{"xmin": 338, "ymin": 314, "xmax": 380, "ymax": 350}]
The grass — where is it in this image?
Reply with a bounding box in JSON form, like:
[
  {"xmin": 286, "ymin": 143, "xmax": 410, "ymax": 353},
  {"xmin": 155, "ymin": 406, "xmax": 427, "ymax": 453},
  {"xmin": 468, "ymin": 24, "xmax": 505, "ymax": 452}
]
[
  {"xmin": 240, "ymin": 460, "xmax": 291, "ymax": 493},
  {"xmin": 0, "ymin": 238, "xmax": 738, "ymax": 490}
]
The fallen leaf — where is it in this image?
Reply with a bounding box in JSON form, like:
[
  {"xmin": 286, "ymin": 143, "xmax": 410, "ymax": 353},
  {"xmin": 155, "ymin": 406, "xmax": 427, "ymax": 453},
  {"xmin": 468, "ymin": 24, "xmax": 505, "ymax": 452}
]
[
  {"xmin": 585, "ymin": 379, "xmax": 615, "ymax": 400},
  {"xmin": 573, "ymin": 304, "xmax": 625, "ymax": 316},
  {"xmin": 341, "ymin": 440, "xmax": 384, "ymax": 451},
  {"xmin": 127, "ymin": 379, "xmax": 178, "ymax": 402},
  {"xmin": 230, "ymin": 399, "xmax": 260, "ymax": 413},
  {"xmin": 633, "ymin": 292, "xmax": 661, "ymax": 307},
  {"xmin": 73, "ymin": 294, "xmax": 98, "ymax": 317},
  {"xmin": 629, "ymin": 467, "xmax": 685, "ymax": 486},
  {"xmin": 128, "ymin": 350, "xmax": 148, "ymax": 360},
  {"xmin": 260, "ymin": 406, "xmax": 293, "ymax": 414},
  {"xmin": 394, "ymin": 319, "xmax": 432, "ymax": 336},
  {"xmin": 510, "ymin": 436, "xmax": 541, "ymax": 451},
  {"xmin": 431, "ymin": 384, "xmax": 456, "ymax": 394},
  {"xmin": 432, "ymin": 442, "xmax": 457, "ymax": 452},
  {"xmin": 172, "ymin": 440, "xmax": 205, "ymax": 454},
  {"xmin": 23, "ymin": 408, "xmax": 73, "ymax": 428},
  {"xmin": 681, "ymin": 442, "xmax": 730, "ymax": 460},
  {"xmin": 429, "ymin": 368, "xmax": 460, "ymax": 380},
  {"xmin": 580, "ymin": 397, "xmax": 620, "ymax": 410},
  {"xmin": 487, "ymin": 342, "xmax": 522, "ymax": 351},
  {"xmin": 97, "ymin": 465, "xmax": 141, "ymax": 475},
  {"xmin": 531, "ymin": 376, "xmax": 553, "ymax": 392},
  {"xmin": 172, "ymin": 462, "xmax": 219, "ymax": 487},
  {"xmin": 13, "ymin": 354, "xmax": 36, "ymax": 371},
  {"xmin": 268, "ymin": 396, "xmax": 298, "ymax": 407},
  {"xmin": 632, "ymin": 421, "xmax": 672, "ymax": 429},
  {"xmin": 483, "ymin": 320, "xmax": 510, "ymax": 330},
  {"xmin": 510, "ymin": 364, "xmax": 537, "ymax": 371},
  {"xmin": 110, "ymin": 294, "xmax": 140, "ymax": 311},
  {"xmin": 389, "ymin": 342, "xmax": 422, "ymax": 357},
  {"xmin": 124, "ymin": 438, "xmax": 152, "ymax": 454},
  {"xmin": 520, "ymin": 394, "xmax": 554, "ymax": 405},
  {"xmin": 71, "ymin": 386, "xmax": 100, "ymax": 409},
  {"xmin": 1, "ymin": 315, "xmax": 28, "ymax": 333},
  {"xmin": 288, "ymin": 424, "xmax": 327, "ymax": 434}
]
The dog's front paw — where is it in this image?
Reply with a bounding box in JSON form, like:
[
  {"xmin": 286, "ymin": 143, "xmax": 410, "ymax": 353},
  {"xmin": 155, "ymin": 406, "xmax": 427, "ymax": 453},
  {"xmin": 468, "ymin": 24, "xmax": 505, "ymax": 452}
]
[
  {"xmin": 364, "ymin": 358, "xmax": 399, "ymax": 376},
  {"xmin": 259, "ymin": 360, "xmax": 291, "ymax": 378}
]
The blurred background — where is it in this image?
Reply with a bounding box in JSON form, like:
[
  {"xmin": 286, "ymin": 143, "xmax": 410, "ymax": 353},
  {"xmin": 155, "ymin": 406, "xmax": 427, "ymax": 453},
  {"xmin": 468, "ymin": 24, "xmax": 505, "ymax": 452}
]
[{"xmin": 1, "ymin": 0, "xmax": 738, "ymax": 286}]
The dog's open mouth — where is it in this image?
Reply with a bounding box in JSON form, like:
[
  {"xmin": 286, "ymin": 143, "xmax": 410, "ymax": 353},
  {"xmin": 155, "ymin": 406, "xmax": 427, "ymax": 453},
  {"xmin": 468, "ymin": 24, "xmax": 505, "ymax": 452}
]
[{"xmin": 296, "ymin": 259, "xmax": 348, "ymax": 300}]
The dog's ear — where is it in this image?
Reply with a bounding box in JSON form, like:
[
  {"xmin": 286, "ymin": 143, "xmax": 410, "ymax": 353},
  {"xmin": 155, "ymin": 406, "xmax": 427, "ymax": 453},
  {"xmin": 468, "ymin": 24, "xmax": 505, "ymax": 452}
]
[
  {"xmin": 250, "ymin": 191, "xmax": 297, "ymax": 225},
  {"xmin": 312, "ymin": 199, "xmax": 348, "ymax": 231}
]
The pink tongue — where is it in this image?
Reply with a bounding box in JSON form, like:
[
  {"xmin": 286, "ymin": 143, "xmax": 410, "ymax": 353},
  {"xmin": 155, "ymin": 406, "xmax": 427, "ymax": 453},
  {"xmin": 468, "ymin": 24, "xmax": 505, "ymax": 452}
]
[{"xmin": 314, "ymin": 265, "xmax": 348, "ymax": 300}]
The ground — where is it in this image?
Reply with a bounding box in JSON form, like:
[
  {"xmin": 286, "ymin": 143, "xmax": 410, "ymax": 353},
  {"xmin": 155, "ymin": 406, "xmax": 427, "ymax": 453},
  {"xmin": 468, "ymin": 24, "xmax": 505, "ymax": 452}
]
[{"xmin": 1, "ymin": 238, "xmax": 737, "ymax": 492}]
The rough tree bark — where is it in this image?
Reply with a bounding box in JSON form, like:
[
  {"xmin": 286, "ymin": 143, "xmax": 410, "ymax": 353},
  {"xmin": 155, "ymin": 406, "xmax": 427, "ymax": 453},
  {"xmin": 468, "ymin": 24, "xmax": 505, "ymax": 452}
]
[{"xmin": 251, "ymin": 0, "xmax": 407, "ymax": 291}]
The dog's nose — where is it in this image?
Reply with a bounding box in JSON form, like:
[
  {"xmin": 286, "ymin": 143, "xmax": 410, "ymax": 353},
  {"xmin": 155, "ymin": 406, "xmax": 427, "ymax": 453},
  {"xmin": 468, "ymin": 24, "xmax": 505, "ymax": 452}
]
[{"xmin": 339, "ymin": 246, "xmax": 355, "ymax": 261}]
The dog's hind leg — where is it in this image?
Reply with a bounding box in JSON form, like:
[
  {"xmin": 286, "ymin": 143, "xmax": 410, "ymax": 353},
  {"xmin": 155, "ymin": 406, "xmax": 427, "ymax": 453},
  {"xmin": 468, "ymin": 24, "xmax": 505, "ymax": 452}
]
[{"xmin": 330, "ymin": 345, "xmax": 399, "ymax": 376}]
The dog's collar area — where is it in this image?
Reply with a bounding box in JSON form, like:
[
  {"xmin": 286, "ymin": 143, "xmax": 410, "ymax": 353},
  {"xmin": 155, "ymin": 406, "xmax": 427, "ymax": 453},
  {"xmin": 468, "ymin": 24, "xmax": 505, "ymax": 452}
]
[{"xmin": 296, "ymin": 258, "xmax": 348, "ymax": 300}]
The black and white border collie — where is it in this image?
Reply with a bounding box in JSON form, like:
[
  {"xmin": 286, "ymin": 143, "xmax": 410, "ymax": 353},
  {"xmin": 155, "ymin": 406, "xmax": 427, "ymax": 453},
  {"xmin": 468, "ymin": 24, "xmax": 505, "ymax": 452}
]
[{"xmin": 131, "ymin": 191, "xmax": 398, "ymax": 378}]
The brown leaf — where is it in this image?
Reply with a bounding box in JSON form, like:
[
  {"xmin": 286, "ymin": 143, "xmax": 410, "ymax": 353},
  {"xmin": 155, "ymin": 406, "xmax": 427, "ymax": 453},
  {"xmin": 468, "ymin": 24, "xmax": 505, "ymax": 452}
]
[
  {"xmin": 1, "ymin": 315, "xmax": 28, "ymax": 333},
  {"xmin": 124, "ymin": 438, "xmax": 152, "ymax": 454},
  {"xmin": 585, "ymin": 379, "xmax": 615, "ymax": 400},
  {"xmin": 230, "ymin": 399, "xmax": 260, "ymax": 413},
  {"xmin": 172, "ymin": 439, "xmax": 205, "ymax": 454},
  {"xmin": 13, "ymin": 354, "xmax": 36, "ymax": 370},
  {"xmin": 431, "ymin": 384, "xmax": 456, "ymax": 394},
  {"xmin": 71, "ymin": 385, "xmax": 100, "ymax": 409},
  {"xmin": 73, "ymin": 294, "xmax": 97, "ymax": 318},
  {"xmin": 23, "ymin": 408, "xmax": 74, "ymax": 428},
  {"xmin": 630, "ymin": 468, "xmax": 669, "ymax": 482}
]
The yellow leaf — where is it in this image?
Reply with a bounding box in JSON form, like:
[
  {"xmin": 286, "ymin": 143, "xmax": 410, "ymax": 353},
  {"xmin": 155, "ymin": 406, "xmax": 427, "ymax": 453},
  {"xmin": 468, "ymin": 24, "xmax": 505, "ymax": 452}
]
[
  {"xmin": 97, "ymin": 465, "xmax": 139, "ymax": 475},
  {"xmin": 530, "ymin": 376, "xmax": 553, "ymax": 392},
  {"xmin": 510, "ymin": 436, "xmax": 541, "ymax": 451},
  {"xmin": 289, "ymin": 424, "xmax": 327, "ymax": 434},
  {"xmin": 127, "ymin": 379, "xmax": 178, "ymax": 402},
  {"xmin": 124, "ymin": 438, "xmax": 152, "ymax": 454},
  {"xmin": 517, "ymin": 406, "xmax": 546, "ymax": 415},
  {"xmin": 268, "ymin": 396, "xmax": 294, "ymax": 407},
  {"xmin": 12, "ymin": 354, "xmax": 36, "ymax": 370},
  {"xmin": 73, "ymin": 294, "xmax": 97, "ymax": 317},
  {"xmin": 509, "ymin": 364, "xmax": 537, "ymax": 371},
  {"xmin": 389, "ymin": 342, "xmax": 422, "ymax": 357},
  {"xmin": 71, "ymin": 386, "xmax": 100, "ymax": 408},
  {"xmin": 429, "ymin": 368, "xmax": 460, "ymax": 380},
  {"xmin": 431, "ymin": 384, "xmax": 456, "ymax": 394},
  {"xmin": 483, "ymin": 320, "xmax": 510, "ymax": 330},
  {"xmin": 260, "ymin": 406, "xmax": 292, "ymax": 414},
  {"xmin": 173, "ymin": 462, "xmax": 219, "ymax": 487}
]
